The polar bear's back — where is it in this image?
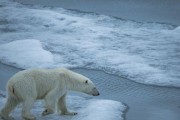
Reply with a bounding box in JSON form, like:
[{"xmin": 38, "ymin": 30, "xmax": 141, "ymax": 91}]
[
  {"xmin": 8, "ymin": 68, "xmax": 64, "ymax": 87},
  {"xmin": 8, "ymin": 69, "xmax": 46, "ymax": 84},
  {"xmin": 7, "ymin": 68, "xmax": 66, "ymax": 99}
]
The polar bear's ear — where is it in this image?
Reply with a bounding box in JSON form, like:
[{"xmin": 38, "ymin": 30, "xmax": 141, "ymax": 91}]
[{"xmin": 85, "ymin": 80, "xmax": 88, "ymax": 84}]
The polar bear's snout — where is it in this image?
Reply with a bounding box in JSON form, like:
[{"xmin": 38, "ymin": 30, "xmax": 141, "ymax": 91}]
[{"xmin": 91, "ymin": 87, "xmax": 100, "ymax": 96}]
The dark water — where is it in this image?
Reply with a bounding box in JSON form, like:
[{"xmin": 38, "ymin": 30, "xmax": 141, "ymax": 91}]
[
  {"xmin": 15, "ymin": 0, "xmax": 180, "ymax": 25},
  {"xmin": 1, "ymin": 63, "xmax": 180, "ymax": 120},
  {"xmin": 0, "ymin": 63, "xmax": 20, "ymax": 90}
]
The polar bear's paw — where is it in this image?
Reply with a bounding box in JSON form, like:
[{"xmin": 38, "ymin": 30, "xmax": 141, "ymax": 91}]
[
  {"xmin": 0, "ymin": 115, "xmax": 14, "ymax": 120},
  {"xmin": 22, "ymin": 114, "xmax": 36, "ymax": 120},
  {"xmin": 61, "ymin": 111, "xmax": 78, "ymax": 115},
  {"xmin": 42, "ymin": 108, "xmax": 54, "ymax": 116},
  {"xmin": 0, "ymin": 111, "xmax": 14, "ymax": 120}
]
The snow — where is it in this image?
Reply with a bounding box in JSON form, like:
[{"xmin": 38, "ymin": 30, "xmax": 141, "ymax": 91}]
[
  {"xmin": 0, "ymin": 0, "xmax": 180, "ymax": 87},
  {"xmin": 73, "ymin": 100, "xmax": 125, "ymax": 120},
  {"xmin": 0, "ymin": 39, "xmax": 53, "ymax": 68},
  {"xmin": 0, "ymin": 93, "xmax": 126, "ymax": 120}
]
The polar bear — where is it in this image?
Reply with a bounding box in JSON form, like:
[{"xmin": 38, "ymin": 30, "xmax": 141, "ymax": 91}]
[{"xmin": 0, "ymin": 68, "xmax": 100, "ymax": 120}]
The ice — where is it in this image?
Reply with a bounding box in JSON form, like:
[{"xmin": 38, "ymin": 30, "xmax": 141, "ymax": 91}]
[
  {"xmin": 0, "ymin": 95, "xmax": 126, "ymax": 120},
  {"xmin": 0, "ymin": 39, "xmax": 53, "ymax": 68},
  {"xmin": 0, "ymin": 0, "xmax": 180, "ymax": 87},
  {"xmin": 72, "ymin": 99, "xmax": 125, "ymax": 120}
]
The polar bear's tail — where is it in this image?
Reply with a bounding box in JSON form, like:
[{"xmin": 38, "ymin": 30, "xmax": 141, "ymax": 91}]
[{"xmin": 8, "ymin": 84, "xmax": 18, "ymax": 99}]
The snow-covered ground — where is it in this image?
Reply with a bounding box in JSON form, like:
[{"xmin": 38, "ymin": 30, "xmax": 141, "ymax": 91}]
[
  {"xmin": 0, "ymin": 91, "xmax": 126, "ymax": 120},
  {"xmin": 0, "ymin": 0, "xmax": 180, "ymax": 87}
]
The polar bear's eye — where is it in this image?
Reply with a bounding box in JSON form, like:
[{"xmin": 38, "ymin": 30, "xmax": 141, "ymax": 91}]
[{"xmin": 85, "ymin": 80, "xmax": 88, "ymax": 84}]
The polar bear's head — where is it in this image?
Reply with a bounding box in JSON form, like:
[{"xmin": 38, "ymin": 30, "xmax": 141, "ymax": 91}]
[
  {"xmin": 64, "ymin": 69, "xmax": 100, "ymax": 96},
  {"xmin": 80, "ymin": 78, "xmax": 100, "ymax": 96}
]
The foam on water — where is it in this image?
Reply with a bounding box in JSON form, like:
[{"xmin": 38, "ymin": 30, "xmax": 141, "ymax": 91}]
[{"xmin": 0, "ymin": 0, "xmax": 180, "ymax": 87}]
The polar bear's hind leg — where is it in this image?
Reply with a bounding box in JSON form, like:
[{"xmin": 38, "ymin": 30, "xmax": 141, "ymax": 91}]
[
  {"xmin": 22, "ymin": 98, "xmax": 36, "ymax": 120},
  {"xmin": 0, "ymin": 96, "xmax": 19, "ymax": 120}
]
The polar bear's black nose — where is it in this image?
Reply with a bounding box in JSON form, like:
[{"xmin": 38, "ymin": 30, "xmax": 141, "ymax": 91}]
[
  {"xmin": 93, "ymin": 92, "xmax": 100, "ymax": 96},
  {"xmin": 92, "ymin": 87, "xmax": 100, "ymax": 96},
  {"xmin": 96, "ymin": 92, "xmax": 100, "ymax": 96}
]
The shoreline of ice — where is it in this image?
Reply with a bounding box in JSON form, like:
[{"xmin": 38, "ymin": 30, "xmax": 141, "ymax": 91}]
[{"xmin": 0, "ymin": 37, "xmax": 180, "ymax": 87}]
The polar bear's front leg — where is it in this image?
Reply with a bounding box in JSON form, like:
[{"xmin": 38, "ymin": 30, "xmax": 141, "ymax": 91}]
[
  {"xmin": 58, "ymin": 94, "xmax": 77, "ymax": 115},
  {"xmin": 42, "ymin": 89, "xmax": 61, "ymax": 116}
]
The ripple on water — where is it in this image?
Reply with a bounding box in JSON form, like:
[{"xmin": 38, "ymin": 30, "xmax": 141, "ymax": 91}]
[{"xmin": 72, "ymin": 68, "xmax": 180, "ymax": 120}]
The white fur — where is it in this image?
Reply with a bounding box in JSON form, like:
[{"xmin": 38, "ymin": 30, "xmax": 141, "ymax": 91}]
[{"xmin": 0, "ymin": 68, "xmax": 99, "ymax": 120}]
